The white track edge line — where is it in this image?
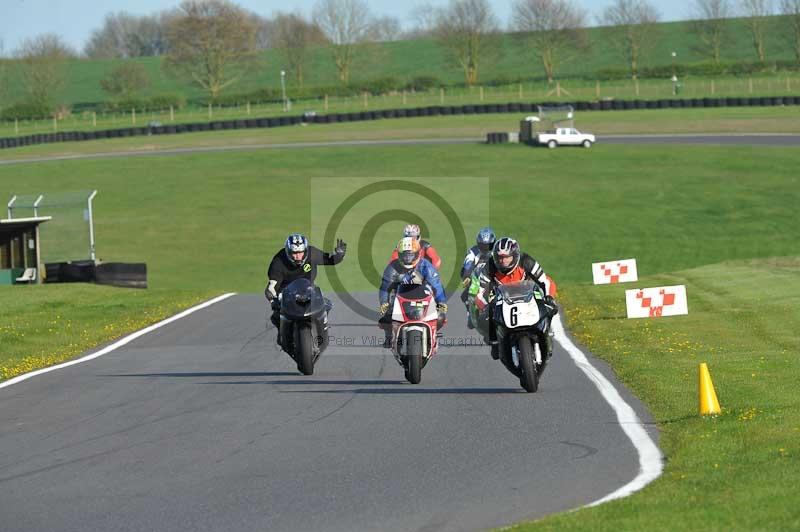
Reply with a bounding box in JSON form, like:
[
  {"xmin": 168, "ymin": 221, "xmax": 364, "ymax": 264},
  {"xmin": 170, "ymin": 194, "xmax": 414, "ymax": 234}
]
[
  {"xmin": 552, "ymin": 314, "xmax": 663, "ymax": 506},
  {"xmin": 0, "ymin": 292, "xmax": 237, "ymax": 390}
]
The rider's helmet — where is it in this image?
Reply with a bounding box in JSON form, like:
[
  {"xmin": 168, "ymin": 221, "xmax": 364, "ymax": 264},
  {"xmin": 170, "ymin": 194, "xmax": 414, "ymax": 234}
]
[
  {"xmin": 285, "ymin": 233, "xmax": 309, "ymax": 266},
  {"xmin": 397, "ymin": 237, "xmax": 421, "ymax": 270},
  {"xmin": 403, "ymin": 224, "xmax": 421, "ymax": 241},
  {"xmin": 492, "ymin": 237, "xmax": 520, "ymax": 274},
  {"xmin": 476, "ymin": 227, "xmax": 496, "ymax": 255}
]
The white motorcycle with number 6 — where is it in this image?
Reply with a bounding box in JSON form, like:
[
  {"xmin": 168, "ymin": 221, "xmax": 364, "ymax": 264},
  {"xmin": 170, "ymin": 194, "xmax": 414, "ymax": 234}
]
[{"xmin": 492, "ymin": 280, "xmax": 558, "ymax": 393}]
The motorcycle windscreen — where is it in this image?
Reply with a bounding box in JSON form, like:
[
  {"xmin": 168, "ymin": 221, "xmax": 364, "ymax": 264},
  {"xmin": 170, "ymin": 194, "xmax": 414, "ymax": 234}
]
[
  {"xmin": 281, "ymin": 278, "xmax": 326, "ymax": 318},
  {"xmin": 497, "ymin": 280, "xmax": 540, "ymax": 303}
]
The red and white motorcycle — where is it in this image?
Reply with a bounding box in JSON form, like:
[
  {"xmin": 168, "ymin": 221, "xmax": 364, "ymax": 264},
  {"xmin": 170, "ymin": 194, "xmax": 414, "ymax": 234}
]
[{"xmin": 389, "ymin": 283, "xmax": 445, "ymax": 384}]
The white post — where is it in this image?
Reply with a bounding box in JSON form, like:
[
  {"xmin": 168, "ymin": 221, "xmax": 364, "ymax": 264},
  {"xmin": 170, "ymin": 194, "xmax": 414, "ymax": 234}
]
[
  {"xmin": 53, "ymin": 116, "xmax": 58, "ymax": 132},
  {"xmin": 88, "ymin": 190, "xmax": 98, "ymax": 262},
  {"xmin": 33, "ymin": 195, "xmax": 43, "ymax": 218},
  {"xmin": 92, "ymin": 112, "xmax": 97, "ymax": 127},
  {"xmin": 132, "ymin": 108, "xmax": 136, "ymax": 125},
  {"xmin": 440, "ymin": 87, "xmax": 444, "ymax": 104},
  {"xmin": 324, "ymin": 94, "xmax": 328, "ymax": 112},
  {"xmin": 35, "ymin": 224, "xmax": 42, "ymax": 284},
  {"xmin": 208, "ymin": 103, "xmax": 212, "ymax": 119},
  {"xmin": 7, "ymin": 195, "xmax": 17, "ymax": 219},
  {"xmin": 15, "ymin": 118, "xmax": 19, "ymax": 135},
  {"xmin": 170, "ymin": 106, "xmax": 175, "ymax": 121}
]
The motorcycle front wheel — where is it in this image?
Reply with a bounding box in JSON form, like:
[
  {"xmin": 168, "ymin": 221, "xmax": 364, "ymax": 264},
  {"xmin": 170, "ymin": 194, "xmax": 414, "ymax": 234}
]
[
  {"xmin": 517, "ymin": 335, "xmax": 539, "ymax": 393},
  {"xmin": 296, "ymin": 324, "xmax": 315, "ymax": 376},
  {"xmin": 404, "ymin": 329, "xmax": 423, "ymax": 384}
]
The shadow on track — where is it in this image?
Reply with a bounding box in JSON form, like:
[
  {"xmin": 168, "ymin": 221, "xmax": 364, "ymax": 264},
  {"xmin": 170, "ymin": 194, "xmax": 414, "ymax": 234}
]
[{"xmin": 280, "ymin": 387, "xmax": 523, "ymax": 395}]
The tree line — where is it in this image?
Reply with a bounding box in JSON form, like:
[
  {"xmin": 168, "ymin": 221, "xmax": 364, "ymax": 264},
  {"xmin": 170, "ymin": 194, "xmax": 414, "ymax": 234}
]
[{"xmin": 2, "ymin": 0, "xmax": 800, "ymax": 117}]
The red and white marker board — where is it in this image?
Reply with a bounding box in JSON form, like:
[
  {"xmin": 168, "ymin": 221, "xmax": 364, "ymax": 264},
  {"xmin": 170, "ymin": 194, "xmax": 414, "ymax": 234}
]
[
  {"xmin": 625, "ymin": 285, "xmax": 689, "ymax": 319},
  {"xmin": 592, "ymin": 258, "xmax": 638, "ymax": 285}
]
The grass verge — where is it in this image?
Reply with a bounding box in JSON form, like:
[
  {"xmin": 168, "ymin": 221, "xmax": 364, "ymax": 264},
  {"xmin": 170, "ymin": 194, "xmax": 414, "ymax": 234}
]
[
  {"xmin": 0, "ymin": 285, "xmax": 218, "ymax": 381},
  {"xmin": 512, "ymin": 257, "xmax": 800, "ymax": 531}
]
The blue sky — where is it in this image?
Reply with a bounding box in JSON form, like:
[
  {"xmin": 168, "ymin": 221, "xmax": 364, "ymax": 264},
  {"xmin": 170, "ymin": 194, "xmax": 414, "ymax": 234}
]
[{"xmin": 1, "ymin": 0, "xmax": 697, "ymax": 54}]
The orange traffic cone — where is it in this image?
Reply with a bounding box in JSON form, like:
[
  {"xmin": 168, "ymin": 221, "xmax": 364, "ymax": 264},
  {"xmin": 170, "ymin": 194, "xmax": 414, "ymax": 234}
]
[{"xmin": 699, "ymin": 363, "xmax": 721, "ymax": 416}]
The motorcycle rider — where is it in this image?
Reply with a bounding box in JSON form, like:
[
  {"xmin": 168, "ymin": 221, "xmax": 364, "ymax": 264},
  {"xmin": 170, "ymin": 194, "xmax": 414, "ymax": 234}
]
[
  {"xmin": 388, "ymin": 224, "xmax": 442, "ymax": 270},
  {"xmin": 460, "ymin": 227, "xmax": 496, "ymax": 327},
  {"xmin": 474, "ymin": 237, "xmax": 558, "ymax": 358},
  {"xmin": 265, "ymin": 233, "xmax": 347, "ymax": 329},
  {"xmin": 378, "ymin": 236, "xmax": 447, "ymax": 348}
]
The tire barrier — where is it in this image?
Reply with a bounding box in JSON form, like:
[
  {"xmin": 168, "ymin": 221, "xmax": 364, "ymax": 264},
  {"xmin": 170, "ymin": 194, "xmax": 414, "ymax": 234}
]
[
  {"xmin": 486, "ymin": 132, "xmax": 508, "ymax": 144},
  {"xmin": 44, "ymin": 261, "xmax": 147, "ymax": 288},
  {"xmin": 3, "ymin": 95, "xmax": 800, "ymax": 150},
  {"xmin": 95, "ymin": 262, "xmax": 147, "ymax": 289},
  {"xmin": 48, "ymin": 260, "xmax": 96, "ymax": 283}
]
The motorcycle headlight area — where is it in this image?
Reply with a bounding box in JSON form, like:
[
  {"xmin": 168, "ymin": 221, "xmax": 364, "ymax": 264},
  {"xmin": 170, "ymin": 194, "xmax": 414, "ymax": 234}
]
[{"xmin": 402, "ymin": 301, "xmax": 428, "ymax": 320}]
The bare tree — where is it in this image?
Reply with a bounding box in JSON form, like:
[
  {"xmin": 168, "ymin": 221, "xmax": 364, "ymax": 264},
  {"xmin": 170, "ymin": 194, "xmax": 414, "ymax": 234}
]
[
  {"xmin": 688, "ymin": 0, "xmax": 732, "ymax": 63},
  {"xmin": 434, "ymin": 0, "xmax": 500, "ymax": 86},
  {"xmin": 372, "ymin": 16, "xmax": 403, "ymax": 41},
  {"xmin": 601, "ymin": 0, "xmax": 660, "ymax": 79},
  {"xmin": 163, "ymin": 0, "xmax": 261, "ymax": 100},
  {"xmin": 15, "ymin": 33, "xmax": 75, "ymax": 107},
  {"xmin": 780, "ymin": 0, "xmax": 800, "ymax": 62},
  {"xmin": 249, "ymin": 12, "xmax": 276, "ymax": 49},
  {"xmin": 313, "ymin": 0, "xmax": 376, "ymax": 84},
  {"xmin": 511, "ymin": 0, "xmax": 587, "ymax": 82},
  {"xmin": 406, "ymin": 2, "xmax": 438, "ymax": 38},
  {"xmin": 0, "ymin": 40, "xmax": 8, "ymax": 108},
  {"xmin": 740, "ymin": 0, "xmax": 772, "ymax": 62},
  {"xmin": 100, "ymin": 62, "xmax": 151, "ymax": 99},
  {"xmin": 272, "ymin": 12, "xmax": 327, "ymax": 86},
  {"xmin": 85, "ymin": 12, "xmax": 169, "ymax": 58}
]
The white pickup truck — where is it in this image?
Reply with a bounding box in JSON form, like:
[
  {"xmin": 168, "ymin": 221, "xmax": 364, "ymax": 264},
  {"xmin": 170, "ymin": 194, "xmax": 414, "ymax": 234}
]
[{"xmin": 536, "ymin": 127, "xmax": 595, "ymax": 148}]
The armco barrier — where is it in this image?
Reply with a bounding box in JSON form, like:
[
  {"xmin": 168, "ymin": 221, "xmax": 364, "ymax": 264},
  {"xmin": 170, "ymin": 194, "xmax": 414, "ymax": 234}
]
[{"xmin": 2, "ymin": 95, "xmax": 799, "ymax": 150}]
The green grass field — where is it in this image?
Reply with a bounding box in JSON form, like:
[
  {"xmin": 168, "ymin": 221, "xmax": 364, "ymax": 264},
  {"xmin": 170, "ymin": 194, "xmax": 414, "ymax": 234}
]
[
  {"xmin": 1, "ymin": 15, "xmax": 799, "ymax": 113},
  {"xmin": 1, "ymin": 130, "xmax": 798, "ymax": 528}
]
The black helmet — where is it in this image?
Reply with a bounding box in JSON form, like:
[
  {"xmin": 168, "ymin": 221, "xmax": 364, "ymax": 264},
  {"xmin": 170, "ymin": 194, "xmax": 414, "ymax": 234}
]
[
  {"xmin": 476, "ymin": 227, "xmax": 496, "ymax": 255},
  {"xmin": 285, "ymin": 233, "xmax": 309, "ymax": 266},
  {"xmin": 492, "ymin": 237, "xmax": 520, "ymax": 274}
]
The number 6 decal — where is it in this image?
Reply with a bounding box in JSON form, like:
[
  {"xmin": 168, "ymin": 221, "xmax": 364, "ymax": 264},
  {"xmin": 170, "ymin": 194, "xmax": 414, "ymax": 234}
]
[{"xmin": 510, "ymin": 305, "xmax": 518, "ymax": 326}]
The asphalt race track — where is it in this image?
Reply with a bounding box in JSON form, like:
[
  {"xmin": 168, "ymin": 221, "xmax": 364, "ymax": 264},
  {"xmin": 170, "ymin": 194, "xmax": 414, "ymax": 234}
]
[{"xmin": 0, "ymin": 293, "xmax": 658, "ymax": 532}]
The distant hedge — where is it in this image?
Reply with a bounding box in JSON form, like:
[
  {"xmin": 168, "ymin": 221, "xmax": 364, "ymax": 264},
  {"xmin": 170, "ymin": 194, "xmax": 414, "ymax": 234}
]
[
  {"xmin": 595, "ymin": 59, "xmax": 800, "ymax": 80},
  {"xmin": 0, "ymin": 101, "xmax": 53, "ymax": 120}
]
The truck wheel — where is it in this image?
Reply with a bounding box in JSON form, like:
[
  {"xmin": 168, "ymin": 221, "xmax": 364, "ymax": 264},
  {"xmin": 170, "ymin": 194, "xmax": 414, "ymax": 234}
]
[
  {"xmin": 582, "ymin": 140, "xmax": 592, "ymax": 148},
  {"xmin": 547, "ymin": 140, "xmax": 557, "ymax": 149}
]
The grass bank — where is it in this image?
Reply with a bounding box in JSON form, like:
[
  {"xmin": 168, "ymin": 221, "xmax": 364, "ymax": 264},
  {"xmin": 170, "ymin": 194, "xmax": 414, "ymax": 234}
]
[{"xmin": 515, "ymin": 257, "xmax": 800, "ymax": 530}]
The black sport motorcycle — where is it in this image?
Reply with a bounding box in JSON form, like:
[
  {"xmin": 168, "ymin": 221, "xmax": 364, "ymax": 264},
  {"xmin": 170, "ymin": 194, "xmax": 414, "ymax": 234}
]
[
  {"xmin": 492, "ymin": 280, "xmax": 558, "ymax": 392},
  {"xmin": 278, "ymin": 278, "xmax": 330, "ymax": 375}
]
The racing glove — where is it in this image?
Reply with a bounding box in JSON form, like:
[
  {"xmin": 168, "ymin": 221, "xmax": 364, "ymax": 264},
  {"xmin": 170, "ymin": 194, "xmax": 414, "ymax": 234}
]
[
  {"xmin": 379, "ymin": 302, "xmax": 390, "ymax": 315},
  {"xmin": 335, "ymin": 238, "xmax": 347, "ymax": 256},
  {"xmin": 545, "ymin": 295, "xmax": 558, "ymax": 315},
  {"xmin": 436, "ymin": 302, "xmax": 448, "ymax": 314}
]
